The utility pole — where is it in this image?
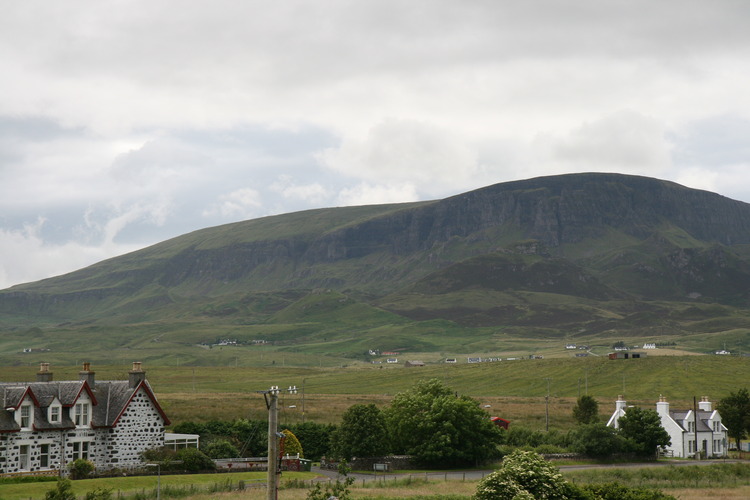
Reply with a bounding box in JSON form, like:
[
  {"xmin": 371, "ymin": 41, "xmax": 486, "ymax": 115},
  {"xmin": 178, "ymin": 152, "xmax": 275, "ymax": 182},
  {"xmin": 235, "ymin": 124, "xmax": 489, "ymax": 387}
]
[
  {"xmin": 259, "ymin": 385, "xmax": 297, "ymax": 500},
  {"xmin": 585, "ymin": 368, "xmax": 589, "ymax": 395},
  {"xmin": 266, "ymin": 386, "xmax": 280, "ymax": 500},
  {"xmin": 694, "ymin": 396, "xmax": 699, "ymax": 461},
  {"xmin": 544, "ymin": 377, "xmax": 552, "ymax": 432}
]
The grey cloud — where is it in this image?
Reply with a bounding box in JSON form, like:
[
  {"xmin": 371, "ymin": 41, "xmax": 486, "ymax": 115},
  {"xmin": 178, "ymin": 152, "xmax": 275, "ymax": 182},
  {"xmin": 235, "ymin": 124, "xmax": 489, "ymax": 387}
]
[{"xmin": 671, "ymin": 115, "xmax": 750, "ymax": 167}]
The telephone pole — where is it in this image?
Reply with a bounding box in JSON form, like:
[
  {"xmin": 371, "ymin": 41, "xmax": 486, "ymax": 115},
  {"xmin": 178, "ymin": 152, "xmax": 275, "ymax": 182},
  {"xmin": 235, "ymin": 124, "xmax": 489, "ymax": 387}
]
[
  {"xmin": 259, "ymin": 385, "xmax": 297, "ymax": 500},
  {"xmin": 544, "ymin": 377, "xmax": 552, "ymax": 432}
]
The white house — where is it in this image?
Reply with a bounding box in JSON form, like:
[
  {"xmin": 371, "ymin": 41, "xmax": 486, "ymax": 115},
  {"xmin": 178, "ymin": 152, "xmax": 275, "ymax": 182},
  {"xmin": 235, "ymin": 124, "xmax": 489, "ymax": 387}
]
[
  {"xmin": 0, "ymin": 362, "xmax": 170, "ymax": 475},
  {"xmin": 607, "ymin": 395, "xmax": 727, "ymax": 458}
]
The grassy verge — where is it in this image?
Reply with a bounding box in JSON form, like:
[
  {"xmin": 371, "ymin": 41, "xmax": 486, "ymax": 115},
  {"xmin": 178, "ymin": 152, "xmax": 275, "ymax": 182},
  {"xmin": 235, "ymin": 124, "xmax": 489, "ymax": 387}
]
[{"xmin": 0, "ymin": 471, "xmax": 314, "ymax": 500}]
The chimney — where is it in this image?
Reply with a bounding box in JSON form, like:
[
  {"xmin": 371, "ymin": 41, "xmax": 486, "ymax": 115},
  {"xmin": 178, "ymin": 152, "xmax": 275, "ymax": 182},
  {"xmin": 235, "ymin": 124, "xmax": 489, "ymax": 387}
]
[
  {"xmin": 656, "ymin": 395, "xmax": 670, "ymax": 417},
  {"xmin": 698, "ymin": 396, "xmax": 712, "ymax": 412},
  {"xmin": 128, "ymin": 361, "xmax": 146, "ymax": 388},
  {"xmin": 36, "ymin": 362, "xmax": 53, "ymax": 382},
  {"xmin": 79, "ymin": 362, "xmax": 95, "ymax": 388},
  {"xmin": 615, "ymin": 395, "xmax": 627, "ymax": 413}
]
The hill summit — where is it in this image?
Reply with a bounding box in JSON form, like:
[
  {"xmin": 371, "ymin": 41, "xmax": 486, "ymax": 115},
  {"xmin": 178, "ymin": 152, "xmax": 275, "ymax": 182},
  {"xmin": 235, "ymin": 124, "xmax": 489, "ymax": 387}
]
[{"xmin": 2, "ymin": 172, "xmax": 750, "ymax": 362}]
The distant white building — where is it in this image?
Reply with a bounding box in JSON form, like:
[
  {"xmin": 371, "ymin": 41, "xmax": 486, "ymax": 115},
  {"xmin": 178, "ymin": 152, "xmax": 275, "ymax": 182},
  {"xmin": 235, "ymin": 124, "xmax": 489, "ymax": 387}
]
[
  {"xmin": 607, "ymin": 395, "xmax": 727, "ymax": 458},
  {"xmin": 643, "ymin": 343, "xmax": 656, "ymax": 349}
]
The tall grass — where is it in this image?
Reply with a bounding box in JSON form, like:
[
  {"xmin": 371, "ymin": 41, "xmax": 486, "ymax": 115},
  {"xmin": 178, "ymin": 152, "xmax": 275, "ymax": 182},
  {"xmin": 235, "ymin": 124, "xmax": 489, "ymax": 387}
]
[{"xmin": 564, "ymin": 462, "xmax": 750, "ymax": 490}]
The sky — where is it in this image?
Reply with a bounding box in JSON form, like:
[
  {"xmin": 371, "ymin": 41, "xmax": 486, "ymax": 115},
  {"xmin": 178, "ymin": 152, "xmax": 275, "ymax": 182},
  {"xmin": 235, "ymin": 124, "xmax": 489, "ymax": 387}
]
[{"xmin": 2, "ymin": 0, "xmax": 750, "ymax": 289}]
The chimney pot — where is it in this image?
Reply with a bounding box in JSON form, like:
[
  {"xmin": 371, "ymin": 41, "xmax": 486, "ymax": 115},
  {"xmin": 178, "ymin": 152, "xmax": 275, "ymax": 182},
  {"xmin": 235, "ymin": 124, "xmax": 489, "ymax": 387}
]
[
  {"xmin": 37, "ymin": 363, "xmax": 53, "ymax": 382},
  {"xmin": 79, "ymin": 362, "xmax": 95, "ymax": 387},
  {"xmin": 128, "ymin": 361, "xmax": 146, "ymax": 388}
]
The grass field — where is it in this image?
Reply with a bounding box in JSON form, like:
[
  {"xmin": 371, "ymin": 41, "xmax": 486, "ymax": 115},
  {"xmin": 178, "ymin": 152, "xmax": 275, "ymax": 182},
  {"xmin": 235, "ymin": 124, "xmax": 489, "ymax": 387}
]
[
  {"xmin": 7, "ymin": 462, "xmax": 750, "ymax": 500},
  {"xmin": 2, "ymin": 355, "xmax": 748, "ymax": 428}
]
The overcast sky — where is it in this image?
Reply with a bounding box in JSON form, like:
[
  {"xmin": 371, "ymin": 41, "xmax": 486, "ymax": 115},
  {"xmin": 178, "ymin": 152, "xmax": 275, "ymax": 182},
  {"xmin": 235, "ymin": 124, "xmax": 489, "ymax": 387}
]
[{"xmin": 2, "ymin": 1, "xmax": 750, "ymax": 289}]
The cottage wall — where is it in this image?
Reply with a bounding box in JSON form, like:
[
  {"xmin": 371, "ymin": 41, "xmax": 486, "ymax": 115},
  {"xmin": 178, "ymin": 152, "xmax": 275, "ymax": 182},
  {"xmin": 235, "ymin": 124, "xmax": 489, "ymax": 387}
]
[
  {"xmin": 102, "ymin": 388, "xmax": 166, "ymax": 469},
  {"xmin": 0, "ymin": 430, "xmax": 62, "ymax": 474}
]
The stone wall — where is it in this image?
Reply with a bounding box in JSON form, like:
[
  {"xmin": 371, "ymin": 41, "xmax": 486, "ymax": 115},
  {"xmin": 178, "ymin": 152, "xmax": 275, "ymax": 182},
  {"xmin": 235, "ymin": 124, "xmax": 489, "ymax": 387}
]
[
  {"xmin": 349, "ymin": 455, "xmax": 415, "ymax": 471},
  {"xmin": 104, "ymin": 388, "xmax": 166, "ymax": 469}
]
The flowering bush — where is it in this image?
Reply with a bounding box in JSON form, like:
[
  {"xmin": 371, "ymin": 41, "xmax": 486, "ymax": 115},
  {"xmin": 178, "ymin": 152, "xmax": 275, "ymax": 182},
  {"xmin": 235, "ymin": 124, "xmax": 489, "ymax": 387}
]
[{"xmin": 474, "ymin": 450, "xmax": 573, "ymax": 499}]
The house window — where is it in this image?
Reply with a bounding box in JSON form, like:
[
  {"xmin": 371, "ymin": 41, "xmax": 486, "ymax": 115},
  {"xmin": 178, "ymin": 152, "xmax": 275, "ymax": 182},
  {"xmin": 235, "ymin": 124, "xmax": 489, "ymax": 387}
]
[
  {"xmin": 20, "ymin": 405, "xmax": 32, "ymax": 428},
  {"xmin": 19, "ymin": 445, "xmax": 29, "ymax": 470},
  {"xmin": 72, "ymin": 441, "xmax": 90, "ymax": 460},
  {"xmin": 74, "ymin": 403, "xmax": 90, "ymax": 426},
  {"xmin": 40, "ymin": 444, "xmax": 50, "ymax": 468},
  {"xmin": 49, "ymin": 406, "xmax": 60, "ymax": 423}
]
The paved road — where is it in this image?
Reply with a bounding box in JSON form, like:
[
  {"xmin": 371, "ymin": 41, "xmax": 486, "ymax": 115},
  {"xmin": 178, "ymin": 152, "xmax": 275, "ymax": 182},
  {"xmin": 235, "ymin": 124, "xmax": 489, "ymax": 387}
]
[{"xmin": 312, "ymin": 458, "xmax": 742, "ymax": 484}]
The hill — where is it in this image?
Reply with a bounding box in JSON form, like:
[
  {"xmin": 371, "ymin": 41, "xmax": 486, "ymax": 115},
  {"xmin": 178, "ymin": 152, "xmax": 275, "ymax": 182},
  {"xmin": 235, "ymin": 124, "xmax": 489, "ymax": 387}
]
[{"xmin": 1, "ymin": 172, "xmax": 750, "ymax": 365}]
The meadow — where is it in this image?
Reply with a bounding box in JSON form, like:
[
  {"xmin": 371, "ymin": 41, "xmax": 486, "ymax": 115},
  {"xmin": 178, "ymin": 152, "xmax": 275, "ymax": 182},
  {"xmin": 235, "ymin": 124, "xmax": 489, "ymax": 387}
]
[{"xmin": 2, "ymin": 355, "xmax": 748, "ymax": 428}]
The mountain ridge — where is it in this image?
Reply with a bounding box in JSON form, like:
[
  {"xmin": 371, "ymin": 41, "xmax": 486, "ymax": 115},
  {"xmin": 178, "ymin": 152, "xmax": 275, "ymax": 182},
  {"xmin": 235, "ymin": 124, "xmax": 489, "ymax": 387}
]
[{"xmin": 2, "ymin": 172, "xmax": 750, "ymax": 362}]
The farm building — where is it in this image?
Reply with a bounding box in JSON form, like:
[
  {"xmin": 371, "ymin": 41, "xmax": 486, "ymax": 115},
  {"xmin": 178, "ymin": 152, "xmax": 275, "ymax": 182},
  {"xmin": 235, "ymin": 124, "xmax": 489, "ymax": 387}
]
[
  {"xmin": 607, "ymin": 395, "xmax": 727, "ymax": 458},
  {"xmin": 608, "ymin": 351, "xmax": 647, "ymax": 359}
]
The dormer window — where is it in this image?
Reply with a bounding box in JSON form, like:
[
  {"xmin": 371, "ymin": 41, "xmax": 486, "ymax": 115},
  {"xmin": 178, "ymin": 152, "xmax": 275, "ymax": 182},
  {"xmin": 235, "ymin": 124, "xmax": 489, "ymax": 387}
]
[
  {"xmin": 20, "ymin": 404, "xmax": 32, "ymax": 429},
  {"xmin": 49, "ymin": 405, "xmax": 60, "ymax": 423},
  {"xmin": 74, "ymin": 402, "xmax": 90, "ymax": 426}
]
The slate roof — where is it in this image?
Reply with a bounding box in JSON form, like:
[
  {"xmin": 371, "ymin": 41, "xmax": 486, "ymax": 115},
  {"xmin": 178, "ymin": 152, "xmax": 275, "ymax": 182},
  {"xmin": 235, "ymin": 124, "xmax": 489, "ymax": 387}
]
[
  {"xmin": 670, "ymin": 410, "xmax": 715, "ymax": 432},
  {"xmin": 0, "ymin": 375, "xmax": 170, "ymax": 433}
]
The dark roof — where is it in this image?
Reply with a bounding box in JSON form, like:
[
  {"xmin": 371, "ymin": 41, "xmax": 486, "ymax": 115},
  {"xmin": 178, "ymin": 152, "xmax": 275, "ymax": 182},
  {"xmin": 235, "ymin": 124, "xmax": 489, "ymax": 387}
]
[
  {"xmin": 0, "ymin": 377, "xmax": 170, "ymax": 433},
  {"xmin": 670, "ymin": 410, "xmax": 715, "ymax": 432}
]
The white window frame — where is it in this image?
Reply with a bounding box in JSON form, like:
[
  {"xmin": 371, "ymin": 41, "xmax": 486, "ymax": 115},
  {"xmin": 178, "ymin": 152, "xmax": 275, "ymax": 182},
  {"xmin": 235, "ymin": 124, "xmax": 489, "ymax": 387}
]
[
  {"xmin": 72, "ymin": 441, "xmax": 90, "ymax": 460},
  {"xmin": 40, "ymin": 443, "xmax": 50, "ymax": 468},
  {"xmin": 49, "ymin": 405, "xmax": 60, "ymax": 423},
  {"xmin": 74, "ymin": 402, "xmax": 90, "ymax": 427},
  {"xmin": 19, "ymin": 404, "xmax": 32, "ymax": 429},
  {"xmin": 19, "ymin": 444, "xmax": 30, "ymax": 470}
]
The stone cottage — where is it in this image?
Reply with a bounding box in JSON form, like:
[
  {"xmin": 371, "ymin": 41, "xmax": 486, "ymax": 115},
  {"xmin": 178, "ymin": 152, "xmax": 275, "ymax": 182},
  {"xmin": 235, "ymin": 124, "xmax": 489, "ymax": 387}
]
[{"xmin": 0, "ymin": 362, "xmax": 170, "ymax": 475}]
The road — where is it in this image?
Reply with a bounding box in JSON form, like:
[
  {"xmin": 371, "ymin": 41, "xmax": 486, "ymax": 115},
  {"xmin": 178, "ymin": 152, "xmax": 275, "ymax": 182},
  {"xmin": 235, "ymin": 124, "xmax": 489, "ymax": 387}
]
[{"xmin": 311, "ymin": 458, "xmax": 742, "ymax": 484}]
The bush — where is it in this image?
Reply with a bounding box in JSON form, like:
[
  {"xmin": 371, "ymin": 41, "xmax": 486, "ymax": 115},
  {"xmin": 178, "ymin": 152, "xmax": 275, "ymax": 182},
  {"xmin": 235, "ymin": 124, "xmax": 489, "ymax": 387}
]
[
  {"xmin": 84, "ymin": 487, "xmax": 114, "ymax": 500},
  {"xmin": 202, "ymin": 439, "xmax": 240, "ymax": 459},
  {"xmin": 475, "ymin": 450, "xmax": 572, "ymax": 500},
  {"xmin": 583, "ymin": 482, "xmax": 676, "ymax": 499},
  {"xmin": 44, "ymin": 478, "xmax": 76, "ymax": 500},
  {"xmin": 68, "ymin": 459, "xmax": 95, "ymax": 479},
  {"xmin": 570, "ymin": 423, "xmax": 627, "ymax": 458},
  {"xmin": 175, "ymin": 447, "xmax": 216, "ymax": 472}
]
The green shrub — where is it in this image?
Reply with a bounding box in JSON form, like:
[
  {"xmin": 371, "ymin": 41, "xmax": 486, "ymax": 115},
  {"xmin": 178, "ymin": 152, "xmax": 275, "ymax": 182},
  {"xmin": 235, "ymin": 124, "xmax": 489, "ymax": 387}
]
[
  {"xmin": 44, "ymin": 478, "xmax": 76, "ymax": 500},
  {"xmin": 84, "ymin": 487, "xmax": 114, "ymax": 500},
  {"xmin": 175, "ymin": 447, "xmax": 216, "ymax": 472},
  {"xmin": 475, "ymin": 450, "xmax": 571, "ymax": 500},
  {"xmin": 202, "ymin": 439, "xmax": 240, "ymax": 459},
  {"xmin": 68, "ymin": 458, "xmax": 95, "ymax": 479},
  {"xmin": 583, "ymin": 482, "xmax": 676, "ymax": 499}
]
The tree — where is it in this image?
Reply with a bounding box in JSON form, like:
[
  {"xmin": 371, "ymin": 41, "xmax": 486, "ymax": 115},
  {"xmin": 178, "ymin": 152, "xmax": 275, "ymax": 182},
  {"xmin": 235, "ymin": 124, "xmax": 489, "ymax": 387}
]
[
  {"xmin": 618, "ymin": 407, "xmax": 671, "ymax": 458},
  {"xmin": 717, "ymin": 388, "xmax": 750, "ymax": 450},
  {"xmin": 332, "ymin": 403, "xmax": 389, "ymax": 460},
  {"xmin": 570, "ymin": 422, "xmax": 626, "ymax": 458},
  {"xmin": 287, "ymin": 421, "xmax": 336, "ymax": 461},
  {"xmin": 384, "ymin": 379, "xmax": 502, "ymax": 467},
  {"xmin": 572, "ymin": 395, "xmax": 599, "ymax": 424},
  {"xmin": 282, "ymin": 428, "xmax": 304, "ymax": 457},
  {"xmin": 203, "ymin": 439, "xmax": 240, "ymax": 459}
]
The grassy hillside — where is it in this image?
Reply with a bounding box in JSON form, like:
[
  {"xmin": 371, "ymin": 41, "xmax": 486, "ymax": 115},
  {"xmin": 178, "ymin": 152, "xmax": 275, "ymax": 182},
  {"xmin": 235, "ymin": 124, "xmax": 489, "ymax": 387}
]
[{"xmin": 2, "ymin": 174, "xmax": 750, "ymax": 364}]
